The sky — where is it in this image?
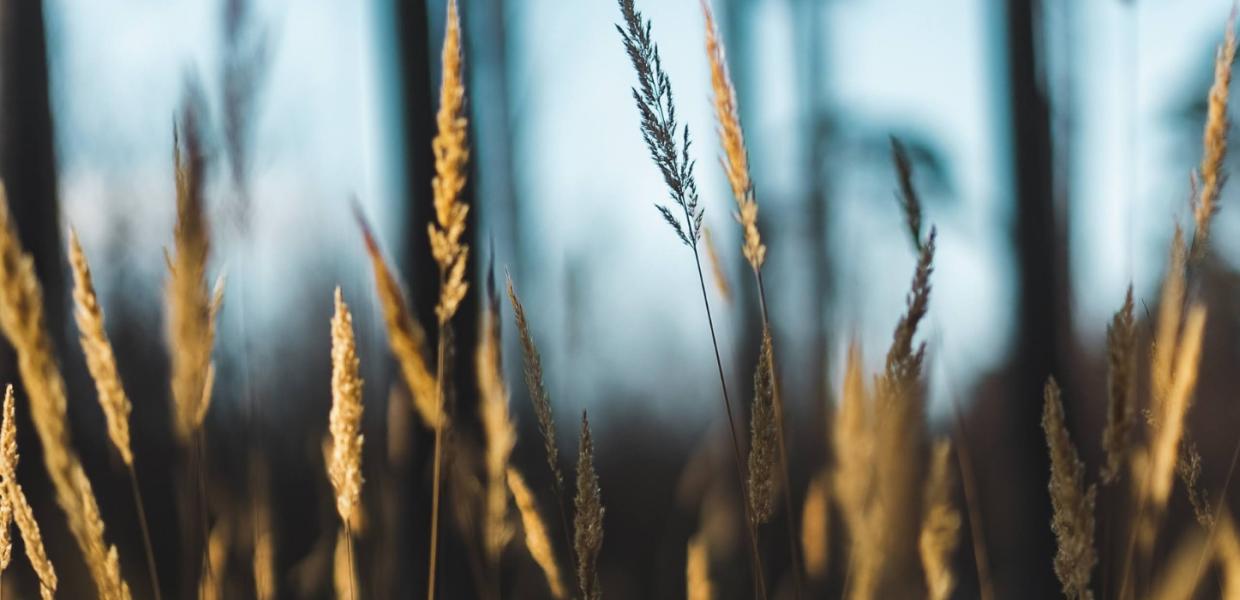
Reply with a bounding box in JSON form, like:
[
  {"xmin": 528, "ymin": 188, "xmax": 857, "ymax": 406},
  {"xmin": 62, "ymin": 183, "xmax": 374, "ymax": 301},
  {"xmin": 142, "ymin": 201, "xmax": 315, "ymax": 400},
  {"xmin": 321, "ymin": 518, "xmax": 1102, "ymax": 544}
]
[{"xmin": 40, "ymin": 0, "xmax": 1240, "ymax": 425}]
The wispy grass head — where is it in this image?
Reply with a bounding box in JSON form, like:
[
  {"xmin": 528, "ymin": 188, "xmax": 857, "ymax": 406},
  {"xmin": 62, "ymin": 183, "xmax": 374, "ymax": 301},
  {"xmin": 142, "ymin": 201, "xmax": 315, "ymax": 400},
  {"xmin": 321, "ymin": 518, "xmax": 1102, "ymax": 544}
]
[{"xmin": 617, "ymin": 0, "xmax": 704, "ymax": 248}]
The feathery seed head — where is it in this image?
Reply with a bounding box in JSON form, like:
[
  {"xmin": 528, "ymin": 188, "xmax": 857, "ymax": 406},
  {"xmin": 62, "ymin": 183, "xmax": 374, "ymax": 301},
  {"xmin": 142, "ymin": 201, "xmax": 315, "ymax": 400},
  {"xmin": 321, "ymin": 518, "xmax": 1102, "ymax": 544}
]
[
  {"xmin": 1150, "ymin": 305, "xmax": 1207, "ymax": 510},
  {"xmin": 1042, "ymin": 378, "xmax": 1097, "ymax": 600},
  {"xmin": 430, "ymin": 0, "xmax": 471, "ymax": 324},
  {"xmin": 1192, "ymin": 10, "xmax": 1237, "ymax": 255},
  {"xmin": 747, "ymin": 327, "xmax": 778, "ymax": 525},
  {"xmin": 479, "ymin": 299, "xmax": 516, "ymax": 561},
  {"xmin": 329, "ymin": 287, "xmax": 365, "ymax": 524},
  {"xmin": 356, "ymin": 212, "xmax": 443, "ymax": 430},
  {"xmin": 507, "ymin": 276, "xmax": 564, "ymax": 490},
  {"xmin": 69, "ymin": 229, "xmax": 134, "ymax": 466},
  {"xmin": 508, "ymin": 468, "xmax": 566, "ymax": 599},
  {"xmin": 575, "ymin": 411, "xmax": 605, "ymax": 600}
]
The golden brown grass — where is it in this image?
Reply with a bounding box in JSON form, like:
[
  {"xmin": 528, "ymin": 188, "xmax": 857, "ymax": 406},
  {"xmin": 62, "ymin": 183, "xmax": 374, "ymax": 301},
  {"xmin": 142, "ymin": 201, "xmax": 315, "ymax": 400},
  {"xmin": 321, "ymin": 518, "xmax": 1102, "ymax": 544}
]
[
  {"xmin": 832, "ymin": 344, "xmax": 879, "ymax": 600},
  {"xmin": 478, "ymin": 296, "xmax": 515, "ymax": 562},
  {"xmin": 747, "ymin": 327, "xmax": 777, "ymax": 525},
  {"xmin": 0, "ymin": 185, "xmax": 130, "ymax": 599},
  {"xmin": 1043, "ymin": 378, "xmax": 1097, "ymax": 600},
  {"xmin": 0, "ymin": 386, "xmax": 56, "ymax": 599},
  {"xmin": 68, "ymin": 229, "xmax": 132, "ymax": 466},
  {"xmin": 329, "ymin": 287, "xmax": 365, "ymax": 525},
  {"xmin": 508, "ymin": 467, "xmax": 566, "ymax": 599}
]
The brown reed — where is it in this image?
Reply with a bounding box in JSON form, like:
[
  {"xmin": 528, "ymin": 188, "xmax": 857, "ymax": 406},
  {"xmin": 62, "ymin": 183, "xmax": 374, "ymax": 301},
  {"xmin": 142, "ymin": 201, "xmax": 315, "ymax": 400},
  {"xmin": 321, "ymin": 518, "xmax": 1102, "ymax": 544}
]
[
  {"xmin": 508, "ymin": 467, "xmax": 567, "ymax": 599},
  {"xmin": 702, "ymin": 227, "xmax": 732, "ymax": 302},
  {"xmin": 575, "ymin": 411, "xmax": 604, "ymax": 600},
  {"xmin": 832, "ymin": 344, "xmax": 879, "ymax": 600},
  {"xmin": 1149, "ymin": 305, "xmax": 1207, "ymax": 510},
  {"xmin": 0, "ymin": 495, "xmax": 9, "ymax": 572},
  {"xmin": 1042, "ymin": 377, "xmax": 1097, "ymax": 600}
]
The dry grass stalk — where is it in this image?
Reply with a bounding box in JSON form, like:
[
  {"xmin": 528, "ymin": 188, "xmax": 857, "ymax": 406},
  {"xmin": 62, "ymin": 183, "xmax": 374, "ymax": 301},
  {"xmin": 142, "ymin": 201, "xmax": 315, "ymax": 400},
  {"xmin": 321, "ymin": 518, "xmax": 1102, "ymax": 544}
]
[
  {"xmin": 167, "ymin": 113, "xmax": 219, "ymax": 444},
  {"xmin": 1192, "ymin": 12, "xmax": 1237, "ymax": 255},
  {"xmin": 1147, "ymin": 530, "xmax": 1210, "ymax": 600},
  {"xmin": 1216, "ymin": 514, "xmax": 1240, "ymax": 598},
  {"xmin": 478, "ymin": 298, "xmax": 515, "ymax": 561},
  {"xmin": 801, "ymin": 472, "xmax": 829, "ymax": 580},
  {"xmin": 575, "ymin": 411, "xmax": 605, "ymax": 600},
  {"xmin": 701, "ymin": 0, "xmax": 763, "ymax": 269},
  {"xmin": 506, "ymin": 277, "xmax": 565, "ymax": 494},
  {"xmin": 329, "ymin": 287, "xmax": 365, "ymax": 524},
  {"xmin": 919, "ymin": 441, "xmax": 960, "ymax": 600},
  {"xmin": 1177, "ymin": 439, "xmax": 1213, "ymax": 527},
  {"xmin": 356, "ymin": 217, "xmax": 441, "ymax": 429},
  {"xmin": 1149, "ymin": 305, "xmax": 1207, "ymax": 510},
  {"xmin": 253, "ymin": 508, "xmax": 275, "ymax": 600},
  {"xmin": 702, "ymin": 227, "xmax": 732, "ymax": 302},
  {"xmin": 1101, "ymin": 286, "xmax": 1135, "ymax": 484},
  {"xmin": 891, "ymin": 138, "xmax": 923, "ymax": 248},
  {"xmin": 0, "ymin": 495, "xmax": 10, "ymax": 572},
  {"xmin": 333, "ymin": 528, "xmax": 356, "ymax": 600},
  {"xmin": 0, "ymin": 386, "xmax": 56, "ymax": 597},
  {"xmin": 0, "ymin": 186, "xmax": 129, "ymax": 599},
  {"xmin": 686, "ymin": 533, "xmax": 713, "ymax": 600},
  {"xmin": 832, "ymin": 344, "xmax": 879, "ymax": 600},
  {"xmin": 68, "ymin": 229, "xmax": 133, "ymax": 466},
  {"xmin": 1152, "ymin": 227, "xmax": 1187, "ymax": 413},
  {"xmin": 508, "ymin": 468, "xmax": 567, "ymax": 599},
  {"xmin": 1042, "ymin": 378, "xmax": 1097, "ymax": 600},
  {"xmin": 428, "ymin": 0, "xmax": 470, "ymax": 325},
  {"xmin": 748, "ymin": 327, "xmax": 777, "ymax": 525}
]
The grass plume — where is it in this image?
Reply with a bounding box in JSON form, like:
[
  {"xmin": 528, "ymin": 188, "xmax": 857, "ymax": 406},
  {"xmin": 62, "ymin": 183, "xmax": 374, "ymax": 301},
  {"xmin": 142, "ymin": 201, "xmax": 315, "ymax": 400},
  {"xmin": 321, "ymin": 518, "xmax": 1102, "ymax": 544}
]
[
  {"xmin": 0, "ymin": 386, "xmax": 56, "ymax": 599},
  {"xmin": 0, "ymin": 184, "xmax": 130, "ymax": 599},
  {"xmin": 575, "ymin": 411, "xmax": 604, "ymax": 600},
  {"xmin": 1191, "ymin": 12, "xmax": 1237, "ymax": 256},
  {"xmin": 508, "ymin": 467, "xmax": 567, "ymax": 599},
  {"xmin": 356, "ymin": 214, "xmax": 441, "ymax": 429},
  {"xmin": 1042, "ymin": 377, "xmax": 1097, "ymax": 600},
  {"xmin": 748, "ymin": 327, "xmax": 777, "ymax": 525},
  {"xmin": 329, "ymin": 287, "xmax": 365, "ymax": 525},
  {"xmin": 478, "ymin": 287, "xmax": 515, "ymax": 562},
  {"xmin": 1101, "ymin": 286, "xmax": 1136, "ymax": 485}
]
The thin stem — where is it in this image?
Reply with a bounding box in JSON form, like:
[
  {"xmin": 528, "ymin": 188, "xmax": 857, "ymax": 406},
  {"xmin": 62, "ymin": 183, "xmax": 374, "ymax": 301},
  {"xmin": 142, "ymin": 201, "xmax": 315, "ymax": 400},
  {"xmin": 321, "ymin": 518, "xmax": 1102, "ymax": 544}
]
[
  {"xmin": 947, "ymin": 394, "xmax": 995, "ymax": 600},
  {"xmin": 549, "ymin": 476, "xmax": 577, "ymax": 594},
  {"xmin": 345, "ymin": 521, "xmax": 357, "ymax": 600},
  {"xmin": 195, "ymin": 428, "xmax": 214, "ymax": 586},
  {"xmin": 127, "ymin": 464, "xmax": 162, "ymax": 600},
  {"xmin": 754, "ymin": 268, "xmax": 803, "ymax": 600},
  {"xmin": 1193, "ymin": 435, "xmax": 1240, "ymax": 581},
  {"xmin": 691, "ymin": 244, "xmax": 768, "ymax": 600},
  {"xmin": 426, "ymin": 322, "xmax": 449, "ymax": 600}
]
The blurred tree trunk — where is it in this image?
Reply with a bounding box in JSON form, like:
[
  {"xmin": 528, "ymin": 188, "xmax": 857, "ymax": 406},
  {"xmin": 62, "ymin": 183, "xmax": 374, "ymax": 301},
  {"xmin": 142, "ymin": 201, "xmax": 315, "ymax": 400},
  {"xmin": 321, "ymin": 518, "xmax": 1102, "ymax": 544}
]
[
  {"xmin": 394, "ymin": 0, "xmax": 436, "ymax": 596},
  {"xmin": 1002, "ymin": 0, "xmax": 1068, "ymax": 594}
]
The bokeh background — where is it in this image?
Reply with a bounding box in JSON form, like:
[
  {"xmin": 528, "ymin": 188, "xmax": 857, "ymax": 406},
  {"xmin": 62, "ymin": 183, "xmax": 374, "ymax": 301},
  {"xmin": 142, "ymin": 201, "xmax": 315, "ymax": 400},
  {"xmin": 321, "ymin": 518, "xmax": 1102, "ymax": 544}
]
[{"xmin": 2, "ymin": 0, "xmax": 1240, "ymax": 598}]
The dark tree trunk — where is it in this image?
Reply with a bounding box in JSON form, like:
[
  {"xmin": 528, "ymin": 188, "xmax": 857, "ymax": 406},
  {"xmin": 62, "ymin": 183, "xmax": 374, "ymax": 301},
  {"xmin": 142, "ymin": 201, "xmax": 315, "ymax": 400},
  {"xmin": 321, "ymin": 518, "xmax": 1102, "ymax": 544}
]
[{"xmin": 1002, "ymin": 0, "xmax": 1068, "ymax": 594}]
